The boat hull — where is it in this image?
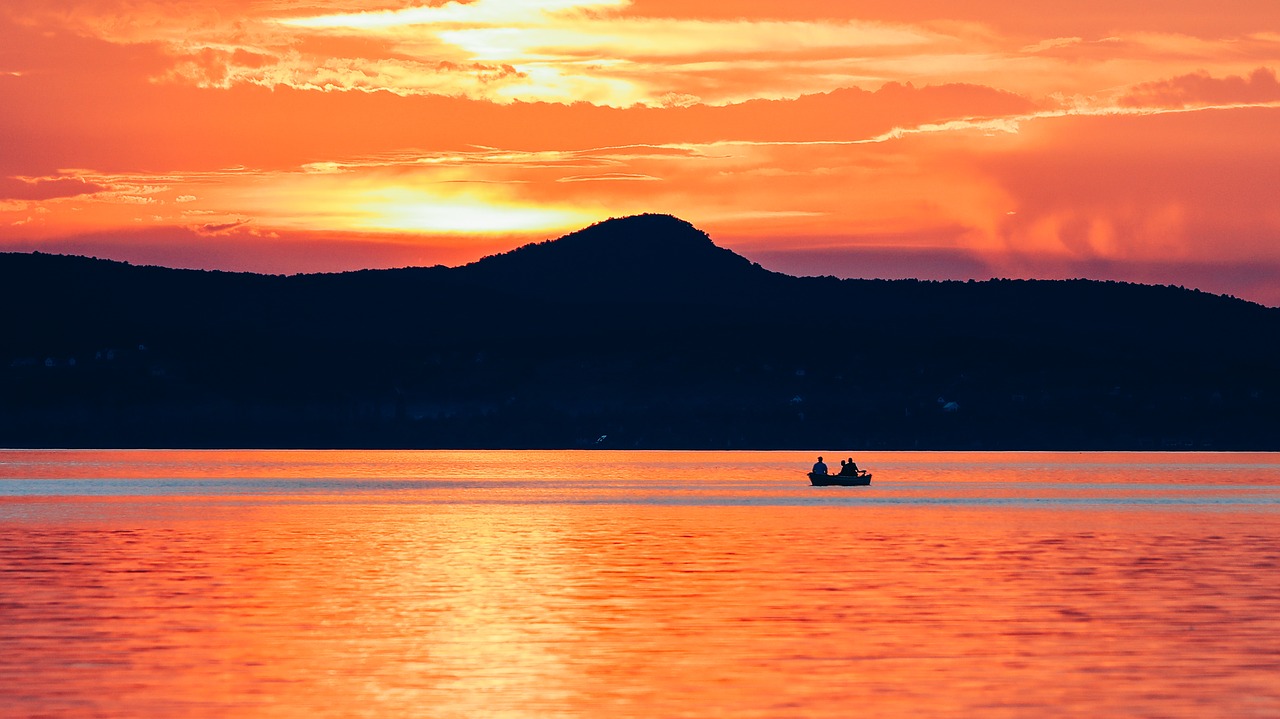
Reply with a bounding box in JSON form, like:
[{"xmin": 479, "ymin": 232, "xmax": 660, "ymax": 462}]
[{"xmin": 808, "ymin": 472, "xmax": 871, "ymax": 486}]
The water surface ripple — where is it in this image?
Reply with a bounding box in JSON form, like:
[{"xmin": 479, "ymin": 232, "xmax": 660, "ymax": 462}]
[{"xmin": 1, "ymin": 450, "xmax": 1278, "ymax": 718}]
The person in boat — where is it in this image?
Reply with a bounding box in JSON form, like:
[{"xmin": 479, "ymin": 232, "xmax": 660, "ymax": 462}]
[
  {"xmin": 838, "ymin": 458, "xmax": 863, "ymax": 476},
  {"xmin": 811, "ymin": 456, "xmax": 829, "ymax": 476}
]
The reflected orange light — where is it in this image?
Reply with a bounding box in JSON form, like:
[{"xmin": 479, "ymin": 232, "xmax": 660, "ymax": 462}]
[{"xmin": 5, "ymin": 449, "xmax": 1280, "ymax": 716}]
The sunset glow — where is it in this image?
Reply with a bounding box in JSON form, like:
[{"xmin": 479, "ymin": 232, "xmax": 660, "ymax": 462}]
[{"xmin": 2, "ymin": 1, "xmax": 1279, "ymax": 302}]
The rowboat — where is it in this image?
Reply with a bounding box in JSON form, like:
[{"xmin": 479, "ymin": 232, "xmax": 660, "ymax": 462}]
[{"xmin": 808, "ymin": 472, "xmax": 871, "ymax": 486}]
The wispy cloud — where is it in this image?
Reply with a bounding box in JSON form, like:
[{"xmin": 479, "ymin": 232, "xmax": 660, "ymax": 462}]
[
  {"xmin": 268, "ymin": 5, "xmax": 955, "ymax": 105},
  {"xmin": 196, "ymin": 219, "xmax": 251, "ymax": 235},
  {"xmin": 557, "ymin": 173, "xmax": 661, "ymax": 183}
]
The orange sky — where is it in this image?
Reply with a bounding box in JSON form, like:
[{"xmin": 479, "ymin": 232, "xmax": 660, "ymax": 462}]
[{"xmin": 2, "ymin": 1, "xmax": 1279, "ymax": 304}]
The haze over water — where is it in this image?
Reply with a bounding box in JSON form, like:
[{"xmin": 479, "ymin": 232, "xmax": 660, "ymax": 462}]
[{"xmin": 2, "ymin": 451, "xmax": 1278, "ymax": 718}]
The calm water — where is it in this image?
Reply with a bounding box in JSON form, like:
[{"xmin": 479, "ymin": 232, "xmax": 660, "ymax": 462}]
[{"xmin": 1, "ymin": 450, "xmax": 1278, "ymax": 718}]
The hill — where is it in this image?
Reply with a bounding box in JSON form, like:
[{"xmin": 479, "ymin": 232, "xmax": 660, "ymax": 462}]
[{"xmin": 3, "ymin": 214, "xmax": 1279, "ymax": 449}]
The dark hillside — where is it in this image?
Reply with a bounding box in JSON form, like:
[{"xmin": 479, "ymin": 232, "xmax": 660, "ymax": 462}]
[
  {"xmin": 3, "ymin": 215, "xmax": 1278, "ymax": 449},
  {"xmin": 458, "ymin": 214, "xmax": 774, "ymax": 299}
]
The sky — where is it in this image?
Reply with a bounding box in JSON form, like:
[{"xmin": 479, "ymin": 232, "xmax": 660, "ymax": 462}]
[{"xmin": 3, "ymin": 1, "xmax": 1280, "ymax": 305}]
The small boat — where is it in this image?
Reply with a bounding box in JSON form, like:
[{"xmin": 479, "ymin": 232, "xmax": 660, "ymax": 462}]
[{"xmin": 808, "ymin": 472, "xmax": 871, "ymax": 486}]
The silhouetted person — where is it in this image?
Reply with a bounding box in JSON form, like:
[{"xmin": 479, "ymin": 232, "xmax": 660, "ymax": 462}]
[
  {"xmin": 812, "ymin": 456, "xmax": 828, "ymax": 475},
  {"xmin": 839, "ymin": 457, "xmax": 862, "ymax": 476}
]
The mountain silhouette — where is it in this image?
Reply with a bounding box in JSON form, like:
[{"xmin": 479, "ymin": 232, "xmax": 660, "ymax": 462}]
[
  {"xmin": 458, "ymin": 214, "xmax": 775, "ymax": 300},
  {"xmin": 2, "ymin": 214, "xmax": 1278, "ymax": 449}
]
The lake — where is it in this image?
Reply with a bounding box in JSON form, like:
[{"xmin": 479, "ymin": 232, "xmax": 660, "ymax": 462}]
[{"xmin": 2, "ymin": 450, "xmax": 1278, "ymax": 718}]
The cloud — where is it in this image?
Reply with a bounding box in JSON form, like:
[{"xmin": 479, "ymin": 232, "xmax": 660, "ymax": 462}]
[
  {"xmin": 1021, "ymin": 37, "xmax": 1086, "ymax": 54},
  {"xmin": 10, "ymin": 0, "xmax": 1280, "ymax": 113},
  {"xmin": 978, "ymin": 106, "xmax": 1280, "ymax": 266},
  {"xmin": 271, "ymin": 9, "xmax": 956, "ymax": 105},
  {"xmin": 1121, "ymin": 67, "xmax": 1280, "ymax": 108},
  {"xmin": 556, "ymin": 173, "xmax": 660, "ymax": 182},
  {"xmin": 11, "ymin": 0, "xmax": 966, "ymax": 107},
  {"xmin": 0, "ymin": 175, "xmax": 107, "ymax": 200},
  {"xmin": 195, "ymin": 219, "xmax": 250, "ymax": 235}
]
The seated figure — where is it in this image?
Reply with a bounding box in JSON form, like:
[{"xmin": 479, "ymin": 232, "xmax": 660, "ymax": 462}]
[{"xmin": 811, "ymin": 456, "xmax": 828, "ymax": 475}]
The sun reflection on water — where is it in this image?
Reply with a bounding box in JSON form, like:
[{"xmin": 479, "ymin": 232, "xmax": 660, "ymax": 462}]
[{"xmin": 1, "ymin": 451, "xmax": 1278, "ymax": 717}]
